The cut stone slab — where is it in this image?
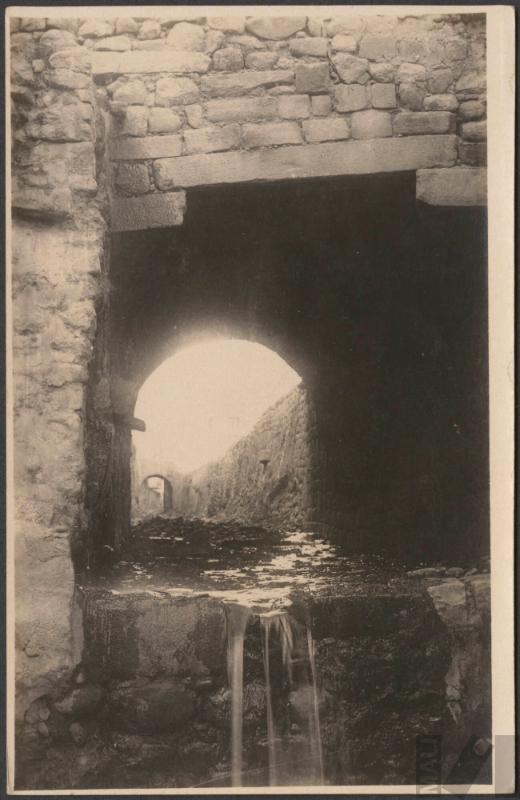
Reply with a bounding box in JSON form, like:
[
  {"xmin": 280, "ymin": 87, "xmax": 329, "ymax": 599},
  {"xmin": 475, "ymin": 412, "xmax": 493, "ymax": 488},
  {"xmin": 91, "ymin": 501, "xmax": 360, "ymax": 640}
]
[
  {"xmin": 245, "ymin": 17, "xmax": 307, "ymax": 40},
  {"xmin": 81, "ymin": 590, "xmax": 225, "ymax": 678},
  {"xmin": 110, "ymin": 135, "xmax": 182, "ymax": 160},
  {"xmin": 416, "ymin": 167, "xmax": 487, "ymax": 206},
  {"xmin": 206, "ymin": 96, "xmax": 278, "ymax": 122},
  {"xmin": 427, "ymin": 580, "xmax": 468, "ymax": 628},
  {"xmin": 111, "ymin": 191, "xmax": 187, "ymax": 231},
  {"xmin": 152, "ymin": 135, "xmax": 457, "ymax": 189},
  {"xmin": 184, "ymin": 124, "xmax": 240, "ymax": 155},
  {"xmin": 92, "ymin": 49, "xmax": 210, "ymax": 76},
  {"xmin": 393, "ymin": 111, "xmax": 455, "ymax": 136},
  {"xmin": 200, "ymin": 70, "xmax": 293, "ymax": 97}
]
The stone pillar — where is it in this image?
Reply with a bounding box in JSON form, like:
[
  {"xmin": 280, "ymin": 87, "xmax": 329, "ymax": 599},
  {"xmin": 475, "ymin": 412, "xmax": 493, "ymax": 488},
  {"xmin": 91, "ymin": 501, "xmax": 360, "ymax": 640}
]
[{"xmin": 9, "ymin": 16, "xmax": 107, "ymax": 718}]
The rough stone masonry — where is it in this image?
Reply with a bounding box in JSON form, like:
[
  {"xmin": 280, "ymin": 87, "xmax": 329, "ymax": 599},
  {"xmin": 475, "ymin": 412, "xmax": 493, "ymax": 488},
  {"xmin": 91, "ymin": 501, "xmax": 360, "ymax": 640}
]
[{"xmin": 10, "ymin": 10, "xmax": 488, "ymax": 730}]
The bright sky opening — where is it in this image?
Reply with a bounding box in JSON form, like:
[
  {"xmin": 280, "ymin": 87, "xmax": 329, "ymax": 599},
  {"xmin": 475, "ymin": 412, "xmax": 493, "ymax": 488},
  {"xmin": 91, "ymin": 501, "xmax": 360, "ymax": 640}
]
[{"xmin": 134, "ymin": 339, "xmax": 301, "ymax": 474}]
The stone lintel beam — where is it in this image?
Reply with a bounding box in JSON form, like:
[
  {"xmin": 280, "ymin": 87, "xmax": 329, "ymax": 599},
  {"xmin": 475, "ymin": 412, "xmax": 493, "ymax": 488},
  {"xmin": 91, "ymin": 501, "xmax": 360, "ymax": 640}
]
[
  {"xmin": 152, "ymin": 135, "xmax": 456, "ymax": 190},
  {"xmin": 111, "ymin": 191, "xmax": 186, "ymax": 231},
  {"xmin": 416, "ymin": 167, "xmax": 487, "ymax": 206},
  {"xmin": 92, "ymin": 49, "xmax": 210, "ymax": 76}
]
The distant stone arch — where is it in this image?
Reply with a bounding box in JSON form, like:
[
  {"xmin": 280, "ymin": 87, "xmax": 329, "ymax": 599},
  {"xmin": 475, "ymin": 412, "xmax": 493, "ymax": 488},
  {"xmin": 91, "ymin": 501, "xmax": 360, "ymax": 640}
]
[{"xmin": 139, "ymin": 474, "xmax": 173, "ymax": 515}]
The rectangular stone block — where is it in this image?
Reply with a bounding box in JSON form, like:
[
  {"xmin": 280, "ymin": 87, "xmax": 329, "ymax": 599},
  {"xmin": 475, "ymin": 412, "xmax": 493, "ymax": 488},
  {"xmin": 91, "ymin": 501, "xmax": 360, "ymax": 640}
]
[
  {"xmin": 393, "ymin": 111, "xmax": 455, "ymax": 136},
  {"xmin": 206, "ymin": 97, "xmax": 278, "ymax": 122},
  {"xmin": 302, "ymin": 118, "xmax": 350, "ymax": 143},
  {"xmin": 351, "ymin": 110, "xmax": 392, "ymax": 139},
  {"xmin": 242, "ymin": 121, "xmax": 302, "ymax": 148},
  {"xmin": 200, "ymin": 70, "xmax": 293, "ymax": 97},
  {"xmin": 183, "ymin": 124, "xmax": 240, "ymax": 155},
  {"xmin": 289, "ymin": 37, "xmax": 328, "ymax": 57},
  {"xmin": 92, "ymin": 49, "xmax": 210, "ymax": 76},
  {"xmin": 416, "ymin": 167, "xmax": 487, "ymax": 206},
  {"xmin": 295, "ymin": 63, "xmax": 330, "ymax": 93},
  {"xmin": 278, "ymin": 94, "xmax": 311, "ymax": 119},
  {"xmin": 334, "ymin": 84, "xmax": 368, "ymax": 112},
  {"xmin": 110, "ymin": 134, "xmax": 183, "ymax": 160},
  {"xmin": 460, "ymin": 120, "xmax": 487, "ymax": 142},
  {"xmin": 371, "ymin": 83, "xmax": 397, "ymax": 109},
  {"xmin": 153, "ymin": 135, "xmax": 457, "ymax": 189},
  {"xmin": 458, "ymin": 140, "xmax": 487, "ymax": 166},
  {"xmin": 111, "ymin": 191, "xmax": 186, "ymax": 231}
]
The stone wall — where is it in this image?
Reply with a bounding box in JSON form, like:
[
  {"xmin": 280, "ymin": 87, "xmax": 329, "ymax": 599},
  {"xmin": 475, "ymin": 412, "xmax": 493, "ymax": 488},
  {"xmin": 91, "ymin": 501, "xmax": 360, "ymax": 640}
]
[
  {"xmin": 10, "ymin": 16, "xmax": 108, "ymax": 718},
  {"xmin": 86, "ymin": 11, "xmax": 487, "ymax": 223},
  {"xmin": 175, "ymin": 384, "xmax": 313, "ymax": 528}
]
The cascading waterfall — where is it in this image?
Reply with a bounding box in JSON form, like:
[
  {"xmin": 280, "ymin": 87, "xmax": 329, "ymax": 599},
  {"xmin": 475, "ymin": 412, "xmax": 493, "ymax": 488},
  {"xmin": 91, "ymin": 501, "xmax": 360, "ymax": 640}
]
[
  {"xmin": 226, "ymin": 603, "xmax": 324, "ymax": 787},
  {"xmin": 226, "ymin": 603, "xmax": 252, "ymax": 787}
]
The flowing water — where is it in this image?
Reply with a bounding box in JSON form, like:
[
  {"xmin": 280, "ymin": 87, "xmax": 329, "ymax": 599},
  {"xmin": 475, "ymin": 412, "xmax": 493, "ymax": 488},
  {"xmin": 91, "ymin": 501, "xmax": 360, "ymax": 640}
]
[
  {"xmin": 226, "ymin": 603, "xmax": 253, "ymax": 787},
  {"xmin": 226, "ymin": 606, "xmax": 325, "ymax": 787}
]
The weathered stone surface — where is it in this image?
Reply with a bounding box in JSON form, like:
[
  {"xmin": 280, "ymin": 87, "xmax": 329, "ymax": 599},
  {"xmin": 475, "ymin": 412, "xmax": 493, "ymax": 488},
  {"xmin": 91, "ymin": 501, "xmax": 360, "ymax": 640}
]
[
  {"xmin": 368, "ymin": 62, "xmax": 395, "ymax": 83},
  {"xmin": 115, "ymin": 17, "xmax": 139, "ymax": 35},
  {"xmin": 166, "ymin": 22, "xmax": 205, "ymax": 51},
  {"xmin": 115, "ymin": 162, "xmax": 151, "ymax": 195},
  {"xmin": 289, "ymin": 37, "xmax": 328, "ymax": 57},
  {"xmin": 201, "ymin": 70, "xmax": 293, "ymax": 97},
  {"xmin": 245, "ymin": 51, "xmax": 279, "ymax": 70},
  {"xmin": 93, "ymin": 36, "xmax": 132, "ymax": 52},
  {"xmin": 243, "ymin": 121, "xmax": 302, "ymax": 148},
  {"xmin": 25, "ymin": 102, "xmax": 91, "ymax": 143},
  {"xmin": 466, "ymin": 574, "xmax": 490, "ymax": 622},
  {"xmin": 112, "ymin": 79, "xmax": 146, "ymax": 105},
  {"xmin": 351, "ymin": 109, "xmax": 392, "ymax": 139},
  {"xmin": 92, "ymin": 49, "xmax": 210, "ymax": 76},
  {"xmin": 12, "ymin": 185, "xmax": 74, "ymax": 221},
  {"xmin": 424, "ymin": 94, "xmax": 458, "ymax": 112},
  {"xmin": 148, "ymin": 107, "xmax": 182, "ymax": 133},
  {"xmin": 459, "ymin": 100, "xmax": 486, "ymax": 121},
  {"xmin": 227, "ymin": 34, "xmax": 264, "ymax": 52},
  {"xmin": 152, "ymin": 135, "xmax": 457, "ymax": 189},
  {"xmin": 40, "ymin": 29, "xmax": 77, "ymax": 54},
  {"xmin": 455, "ymin": 70, "xmax": 486, "ymax": 98},
  {"xmin": 46, "ymin": 64, "xmax": 89, "ymax": 90},
  {"xmin": 212, "ymin": 47, "xmax": 244, "ymax": 71},
  {"xmin": 131, "ymin": 38, "xmax": 166, "ymax": 51},
  {"xmin": 184, "ymin": 124, "xmax": 240, "ymax": 154},
  {"xmin": 427, "ymin": 580, "xmax": 468, "ymax": 627},
  {"xmin": 78, "ymin": 19, "xmax": 114, "ymax": 39},
  {"xmin": 155, "ymin": 76, "xmax": 199, "ymax": 106},
  {"xmin": 54, "ymin": 684, "xmax": 105, "ymax": 717},
  {"xmin": 334, "ymin": 84, "xmax": 368, "ymax": 112},
  {"xmin": 245, "ymin": 17, "xmax": 307, "ymax": 40},
  {"xmin": 278, "ymin": 93, "xmax": 310, "ymax": 119},
  {"xmin": 110, "ymin": 134, "xmax": 182, "ymax": 160},
  {"xmin": 207, "ymin": 17, "xmax": 245, "ymax": 34},
  {"xmin": 185, "ymin": 104, "xmax": 204, "ymax": 127},
  {"xmin": 394, "ymin": 111, "xmax": 454, "ymax": 136},
  {"xmin": 311, "ymin": 95, "xmax": 332, "ymax": 116},
  {"xmin": 138, "ymin": 19, "xmax": 161, "ymax": 40},
  {"xmin": 18, "ymin": 17, "xmax": 46, "ymax": 32},
  {"xmin": 399, "ymin": 83, "xmax": 426, "ymax": 111},
  {"xmin": 295, "ymin": 63, "xmax": 330, "ymax": 93},
  {"xmin": 429, "ymin": 67, "xmax": 454, "ymax": 94},
  {"xmin": 199, "ymin": 29, "xmax": 221, "ymax": 55},
  {"xmin": 111, "ymin": 191, "xmax": 186, "ymax": 231},
  {"xmin": 461, "ymin": 121, "xmax": 486, "ymax": 142},
  {"xmin": 331, "ymin": 34, "xmax": 357, "ymax": 53},
  {"xmin": 206, "ymin": 96, "xmax": 278, "ymax": 122},
  {"xmin": 398, "ymin": 63, "xmax": 427, "ymax": 83},
  {"xmin": 109, "ymin": 680, "xmax": 195, "ymax": 733},
  {"xmin": 332, "ymin": 53, "xmax": 369, "ymax": 84},
  {"xmin": 458, "ymin": 140, "xmax": 486, "ymax": 166},
  {"xmin": 359, "ymin": 34, "xmax": 397, "ymax": 60},
  {"xmin": 122, "ymin": 106, "xmax": 148, "ymax": 137},
  {"xmin": 416, "ymin": 167, "xmax": 486, "ymax": 207},
  {"xmin": 302, "ymin": 117, "xmax": 350, "ymax": 143},
  {"xmin": 371, "ymin": 83, "xmax": 397, "ymax": 109},
  {"xmin": 49, "ymin": 47, "xmax": 91, "ymax": 74}
]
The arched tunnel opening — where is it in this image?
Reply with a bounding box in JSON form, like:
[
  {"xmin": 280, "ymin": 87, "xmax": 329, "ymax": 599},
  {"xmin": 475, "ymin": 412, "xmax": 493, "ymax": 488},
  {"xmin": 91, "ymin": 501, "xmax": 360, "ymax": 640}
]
[
  {"xmin": 85, "ymin": 170, "xmax": 489, "ymax": 575},
  {"xmin": 75, "ymin": 171, "xmax": 490, "ymax": 788}
]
